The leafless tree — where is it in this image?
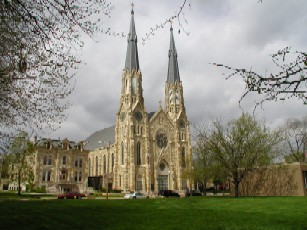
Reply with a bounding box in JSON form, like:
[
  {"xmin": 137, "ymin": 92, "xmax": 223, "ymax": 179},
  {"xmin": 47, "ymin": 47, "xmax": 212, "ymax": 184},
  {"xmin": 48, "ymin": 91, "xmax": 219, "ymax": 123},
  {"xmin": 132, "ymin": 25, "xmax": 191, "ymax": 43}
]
[
  {"xmin": 0, "ymin": 1, "xmax": 191, "ymax": 153},
  {"xmin": 213, "ymin": 47, "xmax": 307, "ymax": 108},
  {"xmin": 0, "ymin": 0, "xmax": 114, "ymax": 151},
  {"xmin": 284, "ymin": 116, "xmax": 307, "ymax": 162}
]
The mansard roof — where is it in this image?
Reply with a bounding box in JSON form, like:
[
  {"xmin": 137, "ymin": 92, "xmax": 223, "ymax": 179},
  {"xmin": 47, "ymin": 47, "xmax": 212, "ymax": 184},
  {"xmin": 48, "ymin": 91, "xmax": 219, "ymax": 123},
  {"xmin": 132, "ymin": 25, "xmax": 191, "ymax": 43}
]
[
  {"xmin": 167, "ymin": 26, "xmax": 180, "ymax": 83},
  {"xmin": 125, "ymin": 9, "xmax": 140, "ymax": 72}
]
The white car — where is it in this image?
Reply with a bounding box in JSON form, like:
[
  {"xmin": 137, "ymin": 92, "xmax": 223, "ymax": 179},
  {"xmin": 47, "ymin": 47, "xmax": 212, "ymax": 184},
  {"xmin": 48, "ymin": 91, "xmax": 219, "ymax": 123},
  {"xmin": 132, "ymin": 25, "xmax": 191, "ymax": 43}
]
[{"xmin": 124, "ymin": 192, "xmax": 148, "ymax": 199}]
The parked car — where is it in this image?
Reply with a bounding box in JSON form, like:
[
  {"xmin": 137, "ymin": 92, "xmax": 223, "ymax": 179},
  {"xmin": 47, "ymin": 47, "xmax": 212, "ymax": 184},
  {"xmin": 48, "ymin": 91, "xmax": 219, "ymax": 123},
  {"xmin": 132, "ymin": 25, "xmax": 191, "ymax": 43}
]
[
  {"xmin": 57, "ymin": 192, "xmax": 86, "ymax": 199},
  {"xmin": 124, "ymin": 192, "xmax": 148, "ymax": 199},
  {"xmin": 185, "ymin": 190, "xmax": 202, "ymax": 197},
  {"xmin": 158, "ymin": 190, "xmax": 180, "ymax": 198}
]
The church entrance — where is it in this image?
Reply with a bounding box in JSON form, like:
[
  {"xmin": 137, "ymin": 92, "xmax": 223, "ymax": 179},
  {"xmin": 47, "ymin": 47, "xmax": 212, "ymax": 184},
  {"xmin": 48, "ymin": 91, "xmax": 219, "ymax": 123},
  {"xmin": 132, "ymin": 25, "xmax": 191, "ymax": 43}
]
[
  {"xmin": 157, "ymin": 161, "xmax": 169, "ymax": 191},
  {"xmin": 158, "ymin": 175, "xmax": 168, "ymax": 191}
]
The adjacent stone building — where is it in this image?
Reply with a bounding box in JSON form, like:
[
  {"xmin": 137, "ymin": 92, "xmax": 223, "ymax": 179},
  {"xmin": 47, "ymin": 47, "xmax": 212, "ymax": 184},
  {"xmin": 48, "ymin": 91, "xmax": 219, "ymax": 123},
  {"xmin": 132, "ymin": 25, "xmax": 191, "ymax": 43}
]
[
  {"xmin": 238, "ymin": 162, "xmax": 307, "ymax": 196},
  {"xmin": 34, "ymin": 138, "xmax": 89, "ymax": 193}
]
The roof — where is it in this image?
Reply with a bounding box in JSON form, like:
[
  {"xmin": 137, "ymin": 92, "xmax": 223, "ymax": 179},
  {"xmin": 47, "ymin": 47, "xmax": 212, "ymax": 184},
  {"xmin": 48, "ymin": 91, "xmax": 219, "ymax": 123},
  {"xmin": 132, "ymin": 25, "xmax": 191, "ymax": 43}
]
[
  {"xmin": 125, "ymin": 9, "xmax": 140, "ymax": 72},
  {"xmin": 167, "ymin": 26, "xmax": 180, "ymax": 83},
  {"xmin": 84, "ymin": 126, "xmax": 115, "ymax": 150}
]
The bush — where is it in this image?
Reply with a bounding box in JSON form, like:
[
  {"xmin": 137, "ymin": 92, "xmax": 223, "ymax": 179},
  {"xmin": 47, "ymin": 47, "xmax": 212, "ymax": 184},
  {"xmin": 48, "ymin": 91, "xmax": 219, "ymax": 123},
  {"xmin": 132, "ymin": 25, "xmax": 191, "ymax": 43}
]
[
  {"xmin": 110, "ymin": 189, "xmax": 122, "ymax": 193},
  {"xmin": 35, "ymin": 186, "xmax": 46, "ymax": 193}
]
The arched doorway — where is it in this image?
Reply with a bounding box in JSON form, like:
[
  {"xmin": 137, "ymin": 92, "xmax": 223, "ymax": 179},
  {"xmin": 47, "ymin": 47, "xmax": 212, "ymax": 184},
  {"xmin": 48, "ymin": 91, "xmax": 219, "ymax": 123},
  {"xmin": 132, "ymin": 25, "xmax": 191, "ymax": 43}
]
[{"xmin": 157, "ymin": 161, "xmax": 169, "ymax": 191}]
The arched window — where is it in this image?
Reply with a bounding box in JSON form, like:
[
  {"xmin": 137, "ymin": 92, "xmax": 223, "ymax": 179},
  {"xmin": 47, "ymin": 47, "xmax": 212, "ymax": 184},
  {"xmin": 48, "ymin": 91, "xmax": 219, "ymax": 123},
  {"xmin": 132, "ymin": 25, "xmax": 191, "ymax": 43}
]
[
  {"xmin": 103, "ymin": 155, "xmax": 106, "ymax": 174},
  {"xmin": 88, "ymin": 158, "xmax": 91, "ymax": 176},
  {"xmin": 121, "ymin": 142, "xmax": 124, "ymax": 165},
  {"xmin": 136, "ymin": 142, "xmax": 141, "ymax": 165},
  {"xmin": 95, "ymin": 156, "xmax": 98, "ymax": 176},
  {"xmin": 182, "ymin": 147, "xmax": 186, "ymax": 168}
]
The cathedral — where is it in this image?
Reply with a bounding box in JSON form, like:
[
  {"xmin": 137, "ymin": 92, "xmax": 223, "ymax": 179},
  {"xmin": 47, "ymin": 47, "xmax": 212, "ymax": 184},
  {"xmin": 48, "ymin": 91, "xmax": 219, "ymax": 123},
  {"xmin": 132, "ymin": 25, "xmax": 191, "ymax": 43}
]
[
  {"xmin": 108, "ymin": 7, "xmax": 192, "ymax": 193},
  {"xmin": 4, "ymin": 7, "xmax": 192, "ymax": 195}
]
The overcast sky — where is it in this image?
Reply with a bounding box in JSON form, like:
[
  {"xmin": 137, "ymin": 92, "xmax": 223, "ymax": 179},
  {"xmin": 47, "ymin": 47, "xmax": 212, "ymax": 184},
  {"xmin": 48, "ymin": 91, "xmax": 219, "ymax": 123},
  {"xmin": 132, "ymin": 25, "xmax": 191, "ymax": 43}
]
[{"xmin": 45, "ymin": 0, "xmax": 306, "ymax": 141}]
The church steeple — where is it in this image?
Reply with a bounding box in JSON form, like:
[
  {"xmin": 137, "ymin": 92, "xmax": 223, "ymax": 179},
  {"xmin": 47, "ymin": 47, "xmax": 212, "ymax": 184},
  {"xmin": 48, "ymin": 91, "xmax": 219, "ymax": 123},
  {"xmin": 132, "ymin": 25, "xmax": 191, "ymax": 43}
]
[
  {"xmin": 167, "ymin": 25, "xmax": 180, "ymax": 83},
  {"xmin": 165, "ymin": 25, "xmax": 185, "ymax": 120},
  {"xmin": 125, "ymin": 6, "xmax": 140, "ymax": 72},
  {"xmin": 119, "ymin": 6, "xmax": 144, "ymax": 109}
]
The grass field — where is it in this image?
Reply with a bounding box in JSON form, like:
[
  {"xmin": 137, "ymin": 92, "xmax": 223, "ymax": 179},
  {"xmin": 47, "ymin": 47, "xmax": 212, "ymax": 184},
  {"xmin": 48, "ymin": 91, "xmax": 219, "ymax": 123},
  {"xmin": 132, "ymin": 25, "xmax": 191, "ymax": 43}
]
[{"xmin": 0, "ymin": 195, "xmax": 306, "ymax": 229}]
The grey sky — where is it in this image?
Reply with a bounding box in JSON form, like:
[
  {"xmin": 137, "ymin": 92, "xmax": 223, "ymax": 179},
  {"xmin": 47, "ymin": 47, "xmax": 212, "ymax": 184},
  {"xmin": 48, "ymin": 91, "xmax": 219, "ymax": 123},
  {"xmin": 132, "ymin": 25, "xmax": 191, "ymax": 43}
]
[{"xmin": 45, "ymin": 0, "xmax": 307, "ymax": 141}]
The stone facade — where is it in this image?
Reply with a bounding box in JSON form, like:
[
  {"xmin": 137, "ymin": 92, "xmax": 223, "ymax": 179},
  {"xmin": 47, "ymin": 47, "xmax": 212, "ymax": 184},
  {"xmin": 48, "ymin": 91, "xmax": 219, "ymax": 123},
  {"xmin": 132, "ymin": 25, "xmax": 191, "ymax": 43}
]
[{"xmin": 238, "ymin": 163, "xmax": 307, "ymax": 196}]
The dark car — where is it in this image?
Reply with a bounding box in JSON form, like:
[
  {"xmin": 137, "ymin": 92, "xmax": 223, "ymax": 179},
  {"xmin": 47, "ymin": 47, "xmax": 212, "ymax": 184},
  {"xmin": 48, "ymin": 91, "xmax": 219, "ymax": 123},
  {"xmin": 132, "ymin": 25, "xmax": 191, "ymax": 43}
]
[
  {"xmin": 186, "ymin": 190, "xmax": 202, "ymax": 197},
  {"xmin": 158, "ymin": 190, "xmax": 180, "ymax": 198},
  {"xmin": 57, "ymin": 192, "xmax": 86, "ymax": 199}
]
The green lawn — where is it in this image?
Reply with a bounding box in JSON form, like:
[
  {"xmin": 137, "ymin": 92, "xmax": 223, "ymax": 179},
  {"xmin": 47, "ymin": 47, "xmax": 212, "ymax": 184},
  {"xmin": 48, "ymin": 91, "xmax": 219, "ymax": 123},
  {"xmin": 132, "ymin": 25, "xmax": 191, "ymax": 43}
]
[{"xmin": 0, "ymin": 196, "xmax": 306, "ymax": 229}]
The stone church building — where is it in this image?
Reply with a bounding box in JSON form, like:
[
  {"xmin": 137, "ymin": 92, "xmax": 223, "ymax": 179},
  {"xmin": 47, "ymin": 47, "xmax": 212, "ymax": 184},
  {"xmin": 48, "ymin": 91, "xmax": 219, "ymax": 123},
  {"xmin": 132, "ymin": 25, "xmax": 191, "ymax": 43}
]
[
  {"xmin": 88, "ymin": 8, "xmax": 192, "ymax": 194},
  {"xmin": 5, "ymin": 7, "xmax": 192, "ymax": 195}
]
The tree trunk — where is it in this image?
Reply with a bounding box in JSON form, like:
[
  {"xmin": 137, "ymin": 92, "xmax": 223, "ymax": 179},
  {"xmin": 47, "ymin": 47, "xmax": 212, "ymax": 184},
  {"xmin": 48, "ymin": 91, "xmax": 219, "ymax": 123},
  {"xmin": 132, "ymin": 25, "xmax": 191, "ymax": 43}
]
[
  {"xmin": 234, "ymin": 179, "xmax": 239, "ymax": 197},
  {"xmin": 18, "ymin": 172, "xmax": 21, "ymax": 196},
  {"xmin": 203, "ymin": 178, "xmax": 207, "ymax": 196}
]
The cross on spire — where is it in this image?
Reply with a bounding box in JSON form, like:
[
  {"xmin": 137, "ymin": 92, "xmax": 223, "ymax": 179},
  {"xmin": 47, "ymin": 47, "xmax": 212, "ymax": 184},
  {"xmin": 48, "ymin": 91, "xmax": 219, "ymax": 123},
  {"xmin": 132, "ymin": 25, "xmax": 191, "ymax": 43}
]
[{"xmin": 168, "ymin": 19, "xmax": 173, "ymax": 28}]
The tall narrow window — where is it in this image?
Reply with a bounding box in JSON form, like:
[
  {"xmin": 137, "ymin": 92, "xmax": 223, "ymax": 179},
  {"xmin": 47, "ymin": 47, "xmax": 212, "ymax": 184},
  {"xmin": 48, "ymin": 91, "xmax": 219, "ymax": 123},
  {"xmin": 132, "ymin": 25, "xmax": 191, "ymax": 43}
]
[
  {"xmin": 62, "ymin": 156, "xmax": 66, "ymax": 165},
  {"xmin": 79, "ymin": 158, "xmax": 82, "ymax": 168},
  {"xmin": 95, "ymin": 156, "xmax": 98, "ymax": 176},
  {"xmin": 48, "ymin": 156, "xmax": 52, "ymax": 165},
  {"xmin": 88, "ymin": 158, "xmax": 91, "ymax": 176},
  {"xmin": 103, "ymin": 155, "xmax": 106, "ymax": 174},
  {"xmin": 79, "ymin": 172, "xmax": 82, "ymax": 182},
  {"xmin": 125, "ymin": 79, "xmax": 128, "ymax": 94},
  {"xmin": 47, "ymin": 171, "xmax": 51, "ymax": 181},
  {"xmin": 121, "ymin": 142, "xmax": 124, "ymax": 165},
  {"xmin": 132, "ymin": 77, "xmax": 136, "ymax": 94},
  {"xmin": 136, "ymin": 142, "xmax": 141, "ymax": 165},
  {"xmin": 111, "ymin": 153, "xmax": 114, "ymax": 171},
  {"xmin": 43, "ymin": 156, "xmax": 47, "ymax": 165},
  {"xmin": 182, "ymin": 147, "xmax": 186, "ymax": 168},
  {"xmin": 42, "ymin": 171, "xmax": 46, "ymax": 181}
]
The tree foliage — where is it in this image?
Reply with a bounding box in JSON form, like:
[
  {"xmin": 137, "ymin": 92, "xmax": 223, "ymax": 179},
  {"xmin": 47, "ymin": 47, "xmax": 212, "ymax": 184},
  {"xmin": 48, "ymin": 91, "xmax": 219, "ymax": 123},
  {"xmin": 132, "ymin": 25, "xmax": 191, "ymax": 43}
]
[
  {"xmin": 284, "ymin": 116, "xmax": 307, "ymax": 163},
  {"xmin": 199, "ymin": 114, "xmax": 281, "ymax": 197},
  {"xmin": 6, "ymin": 131, "xmax": 35, "ymax": 195},
  {"xmin": 192, "ymin": 123, "xmax": 226, "ymax": 195},
  {"xmin": 213, "ymin": 48, "xmax": 307, "ymax": 108}
]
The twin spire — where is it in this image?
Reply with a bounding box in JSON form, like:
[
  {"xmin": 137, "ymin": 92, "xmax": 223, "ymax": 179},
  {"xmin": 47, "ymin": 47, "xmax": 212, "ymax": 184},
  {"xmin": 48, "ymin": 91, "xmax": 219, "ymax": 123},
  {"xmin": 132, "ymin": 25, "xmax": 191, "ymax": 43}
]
[
  {"xmin": 167, "ymin": 25, "xmax": 180, "ymax": 83},
  {"xmin": 125, "ymin": 7, "xmax": 140, "ymax": 72},
  {"xmin": 124, "ymin": 6, "xmax": 180, "ymax": 83}
]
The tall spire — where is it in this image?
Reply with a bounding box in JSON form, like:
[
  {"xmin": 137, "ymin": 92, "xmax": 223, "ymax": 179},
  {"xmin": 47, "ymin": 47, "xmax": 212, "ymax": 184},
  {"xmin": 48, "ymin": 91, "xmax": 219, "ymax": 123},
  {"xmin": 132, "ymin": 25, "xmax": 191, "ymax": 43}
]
[
  {"xmin": 125, "ymin": 4, "xmax": 140, "ymax": 72},
  {"xmin": 167, "ymin": 25, "xmax": 180, "ymax": 83}
]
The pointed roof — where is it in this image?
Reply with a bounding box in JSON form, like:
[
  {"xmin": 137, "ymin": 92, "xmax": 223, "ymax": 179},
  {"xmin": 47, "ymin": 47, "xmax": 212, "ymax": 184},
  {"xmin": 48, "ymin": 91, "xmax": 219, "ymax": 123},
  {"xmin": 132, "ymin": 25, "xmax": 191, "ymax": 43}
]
[
  {"xmin": 125, "ymin": 8, "xmax": 140, "ymax": 72},
  {"xmin": 167, "ymin": 26, "xmax": 180, "ymax": 83}
]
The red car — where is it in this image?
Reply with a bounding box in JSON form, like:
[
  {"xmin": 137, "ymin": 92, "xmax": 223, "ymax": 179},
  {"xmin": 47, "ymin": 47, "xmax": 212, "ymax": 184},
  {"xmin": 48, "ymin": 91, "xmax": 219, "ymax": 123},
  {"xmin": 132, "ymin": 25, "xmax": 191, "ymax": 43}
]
[{"xmin": 57, "ymin": 192, "xmax": 86, "ymax": 199}]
